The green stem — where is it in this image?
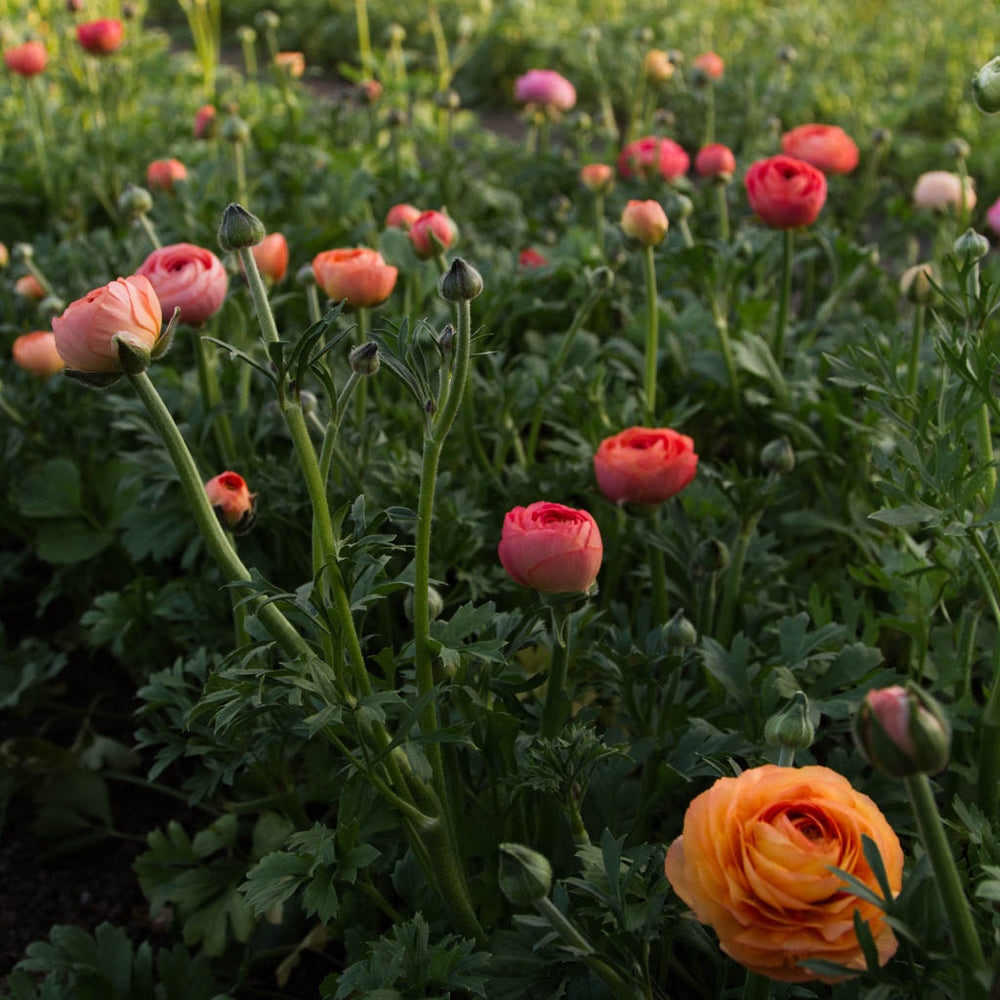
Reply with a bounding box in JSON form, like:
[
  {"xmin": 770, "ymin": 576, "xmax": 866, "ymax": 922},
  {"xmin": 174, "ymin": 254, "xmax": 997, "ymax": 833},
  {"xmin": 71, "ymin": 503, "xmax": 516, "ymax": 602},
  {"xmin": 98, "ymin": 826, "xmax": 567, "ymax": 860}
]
[
  {"xmin": 354, "ymin": 0, "xmax": 372, "ymax": 71},
  {"xmin": 233, "ymin": 143, "xmax": 247, "ymax": 205},
  {"xmin": 777, "ymin": 747, "xmax": 795, "ymax": 767},
  {"xmin": 306, "ymin": 283, "xmax": 321, "ymax": 324},
  {"xmin": 716, "ymin": 510, "xmax": 764, "ymax": 648},
  {"xmin": 774, "ymin": 229, "xmax": 793, "ymax": 361},
  {"xmin": 319, "ymin": 371, "xmax": 362, "ymax": 487},
  {"xmin": 904, "ymin": 774, "xmax": 987, "ymax": 980},
  {"xmin": 642, "ymin": 244, "xmax": 659, "ymax": 425},
  {"xmin": 127, "ymin": 370, "xmax": 309, "ymax": 662},
  {"xmin": 195, "ymin": 331, "xmax": 236, "ymax": 465},
  {"xmin": 138, "ymin": 213, "xmax": 162, "ymax": 251},
  {"xmin": 708, "ymin": 292, "xmax": 740, "ymax": 413},
  {"xmin": 593, "ymin": 193, "xmax": 605, "ymax": 257},
  {"xmin": 649, "ymin": 543, "xmax": 669, "ymax": 626},
  {"xmin": 976, "ymin": 403, "xmax": 996, "ymax": 507},
  {"xmin": 541, "ymin": 606, "xmax": 572, "ymax": 737},
  {"xmin": 599, "ymin": 507, "xmax": 628, "ymax": 611},
  {"xmin": 906, "ymin": 304, "xmax": 925, "ymax": 405},
  {"xmin": 715, "ymin": 182, "xmax": 730, "ymax": 242}
]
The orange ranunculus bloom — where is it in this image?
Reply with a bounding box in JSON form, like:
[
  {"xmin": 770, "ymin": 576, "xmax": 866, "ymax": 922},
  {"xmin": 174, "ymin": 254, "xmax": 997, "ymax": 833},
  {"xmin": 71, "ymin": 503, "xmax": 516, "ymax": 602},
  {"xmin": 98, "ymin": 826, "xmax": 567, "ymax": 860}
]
[
  {"xmin": 579, "ymin": 163, "xmax": 614, "ymax": 194},
  {"xmin": 312, "ymin": 248, "xmax": 398, "ymax": 308},
  {"xmin": 250, "ymin": 233, "xmax": 289, "ymax": 284},
  {"xmin": 594, "ymin": 426, "xmax": 697, "ymax": 505},
  {"xmin": 664, "ymin": 764, "xmax": 903, "ymax": 983},
  {"xmin": 782, "ymin": 124, "xmax": 859, "ymax": 175}
]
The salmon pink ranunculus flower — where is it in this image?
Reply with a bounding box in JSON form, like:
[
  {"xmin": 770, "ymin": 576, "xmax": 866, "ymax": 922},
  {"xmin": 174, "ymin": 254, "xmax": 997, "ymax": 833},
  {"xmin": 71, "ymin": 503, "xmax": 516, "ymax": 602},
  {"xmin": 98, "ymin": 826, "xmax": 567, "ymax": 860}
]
[
  {"xmin": 664, "ymin": 764, "xmax": 904, "ymax": 982},
  {"xmin": 275, "ymin": 51, "xmax": 305, "ymax": 78},
  {"xmin": 913, "ymin": 171, "xmax": 976, "ymax": 213},
  {"xmin": 52, "ymin": 275, "xmax": 162, "ymax": 372},
  {"xmin": 312, "ymin": 248, "xmax": 398, "ymax": 309},
  {"xmin": 15, "ymin": 274, "xmax": 45, "ymax": 300},
  {"xmin": 618, "ymin": 136, "xmax": 689, "ymax": 183},
  {"xmin": 146, "ymin": 158, "xmax": 188, "ymax": 193},
  {"xmin": 498, "ymin": 502, "xmax": 603, "ymax": 594},
  {"xmin": 250, "ymin": 233, "xmax": 289, "ymax": 284},
  {"xmin": 409, "ymin": 210, "xmax": 456, "ymax": 259},
  {"xmin": 193, "ymin": 104, "xmax": 217, "ymax": 140},
  {"xmin": 76, "ymin": 18, "xmax": 124, "ymax": 55},
  {"xmin": 136, "ymin": 243, "xmax": 228, "ymax": 326},
  {"xmin": 385, "ymin": 203, "xmax": 421, "ymax": 230},
  {"xmin": 620, "ymin": 200, "xmax": 669, "ymax": 246},
  {"xmin": 695, "ymin": 143, "xmax": 736, "ymax": 181},
  {"xmin": 580, "ymin": 163, "xmax": 614, "ymax": 194},
  {"xmin": 4, "ymin": 41, "xmax": 47, "ymax": 76},
  {"xmin": 745, "ymin": 155, "xmax": 827, "ymax": 229},
  {"xmin": 12, "ymin": 331, "xmax": 65, "ymax": 378},
  {"xmin": 692, "ymin": 51, "xmax": 725, "ymax": 80},
  {"xmin": 514, "ymin": 69, "xmax": 576, "ymax": 111},
  {"xmin": 594, "ymin": 427, "xmax": 697, "ymax": 505},
  {"xmin": 205, "ymin": 471, "xmax": 257, "ymax": 533},
  {"xmin": 782, "ymin": 124, "xmax": 859, "ymax": 175}
]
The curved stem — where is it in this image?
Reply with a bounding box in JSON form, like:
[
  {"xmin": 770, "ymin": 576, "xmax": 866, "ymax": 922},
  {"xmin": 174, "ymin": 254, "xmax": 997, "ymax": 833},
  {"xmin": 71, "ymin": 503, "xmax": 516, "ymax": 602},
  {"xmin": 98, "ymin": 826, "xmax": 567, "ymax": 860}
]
[
  {"xmin": 642, "ymin": 244, "xmax": 659, "ymax": 425},
  {"xmin": 774, "ymin": 229, "xmax": 794, "ymax": 361}
]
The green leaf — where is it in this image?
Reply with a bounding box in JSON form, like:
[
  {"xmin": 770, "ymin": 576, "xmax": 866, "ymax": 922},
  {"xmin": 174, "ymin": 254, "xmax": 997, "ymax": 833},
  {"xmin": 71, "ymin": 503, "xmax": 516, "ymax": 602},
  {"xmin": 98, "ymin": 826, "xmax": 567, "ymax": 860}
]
[
  {"xmin": 868, "ymin": 503, "xmax": 942, "ymax": 527},
  {"xmin": 12, "ymin": 458, "xmax": 82, "ymax": 518},
  {"xmin": 240, "ymin": 852, "xmax": 309, "ymax": 916}
]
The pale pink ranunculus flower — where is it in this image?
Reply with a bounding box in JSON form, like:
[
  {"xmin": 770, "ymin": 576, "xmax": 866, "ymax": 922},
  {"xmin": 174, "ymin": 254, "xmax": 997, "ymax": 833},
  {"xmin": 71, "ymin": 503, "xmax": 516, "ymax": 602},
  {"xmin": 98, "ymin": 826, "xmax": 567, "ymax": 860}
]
[
  {"xmin": 913, "ymin": 171, "xmax": 976, "ymax": 213},
  {"xmin": 986, "ymin": 196, "xmax": 1000, "ymax": 236}
]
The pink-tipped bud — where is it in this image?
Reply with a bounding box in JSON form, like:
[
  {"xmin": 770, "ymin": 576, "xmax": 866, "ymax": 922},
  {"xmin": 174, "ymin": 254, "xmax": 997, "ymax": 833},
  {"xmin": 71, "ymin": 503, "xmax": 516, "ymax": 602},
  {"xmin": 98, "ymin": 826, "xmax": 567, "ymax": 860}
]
[
  {"xmin": 620, "ymin": 199, "xmax": 669, "ymax": 246},
  {"xmin": 579, "ymin": 163, "xmax": 614, "ymax": 195},
  {"xmin": 193, "ymin": 104, "xmax": 217, "ymax": 140},
  {"xmin": 853, "ymin": 684, "xmax": 951, "ymax": 777},
  {"xmin": 205, "ymin": 471, "xmax": 258, "ymax": 534}
]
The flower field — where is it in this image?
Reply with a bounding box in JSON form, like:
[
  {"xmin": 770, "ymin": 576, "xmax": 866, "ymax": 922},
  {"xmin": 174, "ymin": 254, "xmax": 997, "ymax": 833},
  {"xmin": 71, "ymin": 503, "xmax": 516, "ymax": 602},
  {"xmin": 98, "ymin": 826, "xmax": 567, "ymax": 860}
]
[{"xmin": 3, "ymin": 0, "xmax": 1000, "ymax": 997}]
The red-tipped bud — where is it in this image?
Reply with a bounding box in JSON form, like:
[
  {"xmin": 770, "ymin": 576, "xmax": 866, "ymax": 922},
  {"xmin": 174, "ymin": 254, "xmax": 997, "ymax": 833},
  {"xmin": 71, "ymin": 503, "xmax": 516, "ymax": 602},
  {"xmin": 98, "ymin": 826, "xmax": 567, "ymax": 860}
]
[{"xmin": 205, "ymin": 471, "xmax": 258, "ymax": 534}]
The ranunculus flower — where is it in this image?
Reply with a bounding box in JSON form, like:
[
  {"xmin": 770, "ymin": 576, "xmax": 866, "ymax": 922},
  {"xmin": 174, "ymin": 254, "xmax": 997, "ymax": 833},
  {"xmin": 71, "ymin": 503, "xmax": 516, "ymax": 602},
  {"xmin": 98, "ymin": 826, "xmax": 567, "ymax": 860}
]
[
  {"xmin": 514, "ymin": 69, "xmax": 576, "ymax": 111},
  {"xmin": 409, "ymin": 210, "xmax": 456, "ymax": 259},
  {"xmin": 518, "ymin": 247, "xmax": 549, "ymax": 269},
  {"xmin": 136, "ymin": 243, "xmax": 228, "ymax": 326},
  {"xmin": 193, "ymin": 104, "xmax": 217, "ymax": 140},
  {"xmin": 359, "ymin": 79, "xmax": 382, "ymax": 103},
  {"xmin": 853, "ymin": 685, "xmax": 951, "ymax": 777},
  {"xmin": 146, "ymin": 158, "xmax": 187, "ymax": 193},
  {"xmin": 250, "ymin": 233, "xmax": 289, "ymax": 284},
  {"xmin": 4, "ymin": 41, "xmax": 47, "ymax": 76},
  {"xmin": 912, "ymin": 171, "xmax": 976, "ymax": 213},
  {"xmin": 618, "ymin": 136, "xmax": 690, "ymax": 182},
  {"xmin": 12, "ymin": 331, "xmax": 64, "ymax": 377},
  {"xmin": 988, "ymin": 197, "xmax": 1000, "ymax": 236},
  {"xmin": 77, "ymin": 18, "xmax": 124, "ymax": 55},
  {"xmin": 580, "ymin": 163, "xmax": 614, "ymax": 194},
  {"xmin": 498, "ymin": 501, "xmax": 603, "ymax": 594},
  {"xmin": 275, "ymin": 51, "xmax": 305, "ymax": 78},
  {"xmin": 205, "ymin": 471, "xmax": 257, "ymax": 533},
  {"xmin": 312, "ymin": 248, "xmax": 398, "ymax": 308},
  {"xmin": 664, "ymin": 764, "xmax": 904, "ymax": 983},
  {"xmin": 385, "ymin": 203, "xmax": 421, "ymax": 230},
  {"xmin": 52, "ymin": 275, "xmax": 162, "ymax": 372},
  {"xmin": 782, "ymin": 124, "xmax": 859, "ymax": 175},
  {"xmin": 15, "ymin": 274, "xmax": 45, "ymax": 300},
  {"xmin": 643, "ymin": 49, "xmax": 674, "ymax": 84},
  {"xmin": 692, "ymin": 51, "xmax": 725, "ymax": 80},
  {"xmin": 620, "ymin": 199, "xmax": 669, "ymax": 246},
  {"xmin": 594, "ymin": 427, "xmax": 697, "ymax": 505},
  {"xmin": 744, "ymin": 155, "xmax": 827, "ymax": 229},
  {"xmin": 695, "ymin": 143, "xmax": 736, "ymax": 181}
]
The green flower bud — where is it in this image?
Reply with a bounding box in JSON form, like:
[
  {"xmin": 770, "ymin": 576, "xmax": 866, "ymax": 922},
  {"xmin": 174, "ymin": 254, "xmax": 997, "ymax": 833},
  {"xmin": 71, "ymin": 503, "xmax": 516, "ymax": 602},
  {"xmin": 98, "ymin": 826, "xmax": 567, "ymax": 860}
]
[
  {"xmin": 871, "ymin": 127, "xmax": 892, "ymax": 148},
  {"xmin": 12, "ymin": 242, "xmax": 33, "ymax": 263},
  {"xmin": 222, "ymin": 114, "xmax": 251, "ymax": 145},
  {"xmin": 632, "ymin": 26, "xmax": 654, "ymax": 44},
  {"xmin": 899, "ymin": 263, "xmax": 938, "ymax": 305},
  {"xmin": 777, "ymin": 44, "xmax": 797, "ymax": 65},
  {"xmin": 498, "ymin": 843, "xmax": 552, "ymax": 904},
  {"xmin": 255, "ymin": 9, "xmax": 280, "ymax": 30},
  {"xmin": 218, "ymin": 203, "xmax": 266, "ymax": 253},
  {"xmin": 665, "ymin": 610, "xmax": 697, "ymax": 649},
  {"xmin": 118, "ymin": 183, "xmax": 153, "ymax": 219},
  {"xmin": 235, "ymin": 25, "xmax": 257, "ymax": 45},
  {"xmin": 112, "ymin": 331, "xmax": 152, "ymax": 375},
  {"xmin": 387, "ymin": 23, "xmax": 406, "ymax": 44},
  {"xmin": 349, "ymin": 341, "xmax": 380, "ymax": 375},
  {"xmin": 39, "ymin": 295, "xmax": 65, "ymax": 319},
  {"xmin": 438, "ymin": 257, "xmax": 483, "ymax": 302},
  {"xmin": 944, "ymin": 137, "xmax": 971, "ymax": 160},
  {"xmin": 296, "ymin": 262, "xmax": 317, "ymax": 286},
  {"xmin": 672, "ymin": 193, "xmax": 693, "ymax": 219},
  {"xmin": 972, "ymin": 56, "xmax": 1000, "ymax": 114},
  {"xmin": 434, "ymin": 89, "xmax": 461, "ymax": 111},
  {"xmin": 404, "ymin": 585, "xmax": 444, "ymax": 622},
  {"xmin": 853, "ymin": 684, "xmax": 951, "ymax": 777},
  {"xmin": 761, "ymin": 436, "xmax": 795, "ymax": 474},
  {"xmin": 588, "ymin": 266, "xmax": 614, "ymax": 290},
  {"xmin": 765, "ymin": 691, "xmax": 814, "ymax": 751},
  {"xmin": 953, "ymin": 228, "xmax": 990, "ymax": 265},
  {"xmin": 693, "ymin": 538, "xmax": 730, "ymax": 573}
]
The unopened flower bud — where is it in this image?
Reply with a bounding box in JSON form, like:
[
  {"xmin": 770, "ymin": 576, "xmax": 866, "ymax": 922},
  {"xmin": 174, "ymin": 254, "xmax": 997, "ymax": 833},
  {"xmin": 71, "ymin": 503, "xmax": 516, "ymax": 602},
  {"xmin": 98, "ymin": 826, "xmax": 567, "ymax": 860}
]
[
  {"xmin": 632, "ymin": 26, "xmax": 654, "ymax": 44},
  {"xmin": 665, "ymin": 610, "xmax": 697, "ymax": 649},
  {"xmin": 777, "ymin": 44, "xmax": 797, "ymax": 65},
  {"xmin": 972, "ymin": 56, "xmax": 1000, "ymax": 114},
  {"xmin": 944, "ymin": 137, "xmax": 970, "ymax": 160},
  {"xmin": 299, "ymin": 389, "xmax": 318, "ymax": 415},
  {"xmin": 296, "ymin": 262, "xmax": 317, "ymax": 286},
  {"xmin": 580, "ymin": 26, "xmax": 600, "ymax": 45},
  {"xmin": 651, "ymin": 108, "xmax": 676, "ymax": 130},
  {"xmin": 621, "ymin": 199, "xmax": 669, "ymax": 246},
  {"xmin": 871, "ymin": 127, "xmax": 892, "ymax": 148},
  {"xmin": 438, "ymin": 257, "xmax": 483, "ymax": 301},
  {"xmin": 386, "ymin": 108, "xmax": 405, "ymax": 128},
  {"xmin": 953, "ymin": 228, "xmax": 990, "ymax": 264},
  {"xmin": 672, "ymin": 193, "xmax": 693, "ymax": 219},
  {"xmin": 39, "ymin": 295, "xmax": 65, "ymax": 319},
  {"xmin": 359, "ymin": 79, "xmax": 382, "ymax": 104},
  {"xmin": 205, "ymin": 471, "xmax": 258, "ymax": 534},
  {"xmin": 667, "ymin": 48, "xmax": 684, "ymax": 66},
  {"xmin": 853, "ymin": 684, "xmax": 951, "ymax": 777},
  {"xmin": 899, "ymin": 263, "xmax": 938, "ymax": 305},
  {"xmin": 121, "ymin": 1, "xmax": 136, "ymax": 18},
  {"xmin": 236, "ymin": 25, "xmax": 257, "ymax": 45},
  {"xmin": 118, "ymin": 183, "xmax": 153, "ymax": 219},
  {"xmin": 404, "ymin": 585, "xmax": 444, "ymax": 622},
  {"xmin": 218, "ymin": 203, "xmax": 266, "ymax": 252},
  {"xmin": 12, "ymin": 242, "xmax": 33, "ymax": 263},
  {"xmin": 588, "ymin": 266, "xmax": 614, "ymax": 290},
  {"xmin": 434, "ymin": 89, "xmax": 461, "ymax": 110},
  {"xmin": 349, "ymin": 341, "xmax": 380, "ymax": 375},
  {"xmin": 438, "ymin": 324, "xmax": 456, "ymax": 353},
  {"xmin": 498, "ymin": 843, "xmax": 552, "ymax": 904},
  {"xmin": 761, "ymin": 436, "xmax": 795, "ymax": 474},
  {"xmin": 387, "ymin": 23, "xmax": 406, "ymax": 44},
  {"xmin": 222, "ymin": 114, "xmax": 251, "ymax": 145},
  {"xmin": 690, "ymin": 65, "xmax": 710, "ymax": 88},
  {"xmin": 693, "ymin": 538, "xmax": 730, "ymax": 574},
  {"xmin": 643, "ymin": 49, "xmax": 674, "ymax": 84},
  {"xmin": 765, "ymin": 691, "xmax": 814, "ymax": 751},
  {"xmin": 255, "ymin": 9, "xmax": 280, "ymax": 30}
]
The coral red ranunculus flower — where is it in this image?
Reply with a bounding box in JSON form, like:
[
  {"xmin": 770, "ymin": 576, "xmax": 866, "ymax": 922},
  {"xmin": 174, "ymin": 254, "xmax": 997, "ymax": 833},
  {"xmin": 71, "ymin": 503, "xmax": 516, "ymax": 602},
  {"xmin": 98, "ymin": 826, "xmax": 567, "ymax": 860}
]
[
  {"xmin": 498, "ymin": 502, "xmax": 603, "ymax": 594},
  {"xmin": 312, "ymin": 248, "xmax": 398, "ymax": 308},
  {"xmin": 77, "ymin": 18, "xmax": 124, "ymax": 55},
  {"xmin": 518, "ymin": 248, "xmax": 549, "ymax": 269},
  {"xmin": 409, "ymin": 210, "xmax": 456, "ymax": 259},
  {"xmin": 135, "ymin": 243, "xmax": 228, "ymax": 326},
  {"xmin": 193, "ymin": 104, "xmax": 217, "ymax": 140},
  {"xmin": 781, "ymin": 124, "xmax": 859, "ymax": 175},
  {"xmin": 744, "ymin": 155, "xmax": 827, "ymax": 229},
  {"xmin": 594, "ymin": 427, "xmax": 697, "ymax": 505},
  {"xmin": 275, "ymin": 51, "xmax": 305, "ymax": 78},
  {"xmin": 205, "ymin": 471, "xmax": 257, "ymax": 533},
  {"xmin": 692, "ymin": 51, "xmax": 725, "ymax": 80},
  {"xmin": 52, "ymin": 275, "xmax": 162, "ymax": 372},
  {"xmin": 664, "ymin": 764, "xmax": 904, "ymax": 983},
  {"xmin": 695, "ymin": 143, "xmax": 736, "ymax": 181},
  {"xmin": 4, "ymin": 41, "xmax": 47, "ymax": 76},
  {"xmin": 618, "ymin": 136, "xmax": 689, "ymax": 183},
  {"xmin": 146, "ymin": 158, "xmax": 188, "ymax": 193},
  {"xmin": 12, "ymin": 331, "xmax": 65, "ymax": 377},
  {"xmin": 514, "ymin": 69, "xmax": 576, "ymax": 111}
]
